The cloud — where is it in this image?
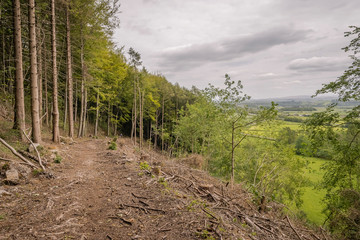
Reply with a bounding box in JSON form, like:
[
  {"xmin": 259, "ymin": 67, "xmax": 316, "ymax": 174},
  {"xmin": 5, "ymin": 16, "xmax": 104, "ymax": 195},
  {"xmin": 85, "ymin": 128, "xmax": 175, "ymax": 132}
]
[
  {"xmin": 159, "ymin": 26, "xmax": 311, "ymax": 71},
  {"xmin": 288, "ymin": 56, "xmax": 349, "ymax": 72}
]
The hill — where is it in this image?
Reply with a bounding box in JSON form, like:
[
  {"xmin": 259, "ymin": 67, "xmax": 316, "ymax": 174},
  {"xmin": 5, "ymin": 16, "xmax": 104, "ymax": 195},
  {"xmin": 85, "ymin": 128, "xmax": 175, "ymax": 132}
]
[{"xmin": 0, "ymin": 136, "xmax": 329, "ymax": 239}]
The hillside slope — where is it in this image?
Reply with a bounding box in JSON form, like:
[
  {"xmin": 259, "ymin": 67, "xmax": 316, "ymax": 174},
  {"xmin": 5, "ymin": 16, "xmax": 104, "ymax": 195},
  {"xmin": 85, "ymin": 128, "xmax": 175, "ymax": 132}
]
[{"xmin": 0, "ymin": 137, "xmax": 328, "ymax": 240}]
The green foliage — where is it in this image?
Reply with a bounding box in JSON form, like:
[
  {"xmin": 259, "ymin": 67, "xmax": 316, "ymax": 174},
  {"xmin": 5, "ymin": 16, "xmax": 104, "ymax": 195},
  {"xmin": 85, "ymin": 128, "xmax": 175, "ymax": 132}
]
[
  {"xmin": 176, "ymin": 74, "xmax": 306, "ymax": 207},
  {"xmin": 32, "ymin": 169, "xmax": 44, "ymax": 177},
  {"xmin": 308, "ymin": 26, "xmax": 360, "ymax": 237},
  {"xmin": 54, "ymin": 154, "xmax": 62, "ymax": 164},
  {"xmin": 108, "ymin": 141, "xmax": 117, "ymax": 150},
  {"xmin": 139, "ymin": 161, "xmax": 151, "ymax": 171}
]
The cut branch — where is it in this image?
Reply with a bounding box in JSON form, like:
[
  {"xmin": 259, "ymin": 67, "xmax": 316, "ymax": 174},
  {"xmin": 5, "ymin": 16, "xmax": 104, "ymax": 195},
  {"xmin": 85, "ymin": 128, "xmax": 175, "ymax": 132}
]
[
  {"xmin": 0, "ymin": 137, "xmax": 37, "ymax": 168},
  {"xmin": 22, "ymin": 130, "xmax": 45, "ymax": 171}
]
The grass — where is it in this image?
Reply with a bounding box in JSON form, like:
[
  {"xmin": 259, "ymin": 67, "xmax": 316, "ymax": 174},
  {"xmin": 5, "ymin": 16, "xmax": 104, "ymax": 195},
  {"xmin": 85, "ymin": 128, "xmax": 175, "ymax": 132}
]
[{"xmin": 299, "ymin": 156, "xmax": 327, "ymax": 225}]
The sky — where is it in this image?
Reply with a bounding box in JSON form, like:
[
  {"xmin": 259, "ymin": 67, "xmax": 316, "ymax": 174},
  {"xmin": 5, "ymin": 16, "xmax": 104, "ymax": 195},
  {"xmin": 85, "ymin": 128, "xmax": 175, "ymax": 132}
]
[{"xmin": 113, "ymin": 0, "xmax": 360, "ymax": 99}]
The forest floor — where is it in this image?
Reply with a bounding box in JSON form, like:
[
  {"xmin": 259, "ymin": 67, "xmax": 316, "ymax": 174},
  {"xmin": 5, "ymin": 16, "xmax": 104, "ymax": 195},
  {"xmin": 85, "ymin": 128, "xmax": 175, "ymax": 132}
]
[{"xmin": 0, "ymin": 137, "xmax": 330, "ymax": 240}]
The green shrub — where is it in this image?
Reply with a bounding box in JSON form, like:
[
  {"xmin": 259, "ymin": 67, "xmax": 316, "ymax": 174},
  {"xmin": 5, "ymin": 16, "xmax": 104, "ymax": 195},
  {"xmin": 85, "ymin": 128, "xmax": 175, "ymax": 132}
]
[
  {"xmin": 54, "ymin": 154, "xmax": 62, "ymax": 163},
  {"xmin": 108, "ymin": 141, "xmax": 117, "ymax": 150}
]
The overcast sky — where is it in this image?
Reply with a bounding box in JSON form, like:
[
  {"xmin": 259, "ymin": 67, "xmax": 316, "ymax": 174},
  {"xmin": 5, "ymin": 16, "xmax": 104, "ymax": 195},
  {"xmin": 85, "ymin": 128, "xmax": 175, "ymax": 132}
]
[{"xmin": 113, "ymin": 0, "xmax": 360, "ymax": 99}]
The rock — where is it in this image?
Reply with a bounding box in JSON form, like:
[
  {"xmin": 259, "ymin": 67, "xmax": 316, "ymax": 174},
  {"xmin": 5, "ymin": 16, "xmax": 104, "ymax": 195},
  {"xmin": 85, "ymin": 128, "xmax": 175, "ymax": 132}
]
[
  {"xmin": 4, "ymin": 168, "xmax": 19, "ymax": 185},
  {"xmin": 28, "ymin": 143, "xmax": 40, "ymax": 154},
  {"xmin": 0, "ymin": 189, "xmax": 11, "ymax": 196}
]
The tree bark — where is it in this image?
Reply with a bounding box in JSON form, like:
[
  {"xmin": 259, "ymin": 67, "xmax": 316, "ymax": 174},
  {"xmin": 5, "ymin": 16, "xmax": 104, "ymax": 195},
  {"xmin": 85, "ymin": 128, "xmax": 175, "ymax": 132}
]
[
  {"xmin": 37, "ymin": 25, "xmax": 43, "ymax": 128},
  {"xmin": 107, "ymin": 101, "xmax": 111, "ymax": 136},
  {"xmin": 161, "ymin": 96, "xmax": 164, "ymax": 152},
  {"xmin": 51, "ymin": 0, "xmax": 60, "ymax": 143},
  {"xmin": 66, "ymin": 1, "xmax": 74, "ymax": 138},
  {"xmin": 231, "ymin": 123, "xmax": 235, "ymax": 188},
  {"xmin": 44, "ymin": 42, "xmax": 49, "ymax": 126},
  {"xmin": 78, "ymin": 32, "xmax": 85, "ymax": 137},
  {"xmin": 28, "ymin": 0, "xmax": 41, "ymax": 143},
  {"xmin": 13, "ymin": 0, "xmax": 26, "ymax": 142},
  {"xmin": 94, "ymin": 88, "xmax": 99, "ymax": 137}
]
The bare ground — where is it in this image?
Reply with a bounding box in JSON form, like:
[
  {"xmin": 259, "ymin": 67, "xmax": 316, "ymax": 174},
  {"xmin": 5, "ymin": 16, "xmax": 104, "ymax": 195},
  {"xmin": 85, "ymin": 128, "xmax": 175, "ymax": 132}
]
[{"xmin": 0, "ymin": 138, "xmax": 329, "ymax": 240}]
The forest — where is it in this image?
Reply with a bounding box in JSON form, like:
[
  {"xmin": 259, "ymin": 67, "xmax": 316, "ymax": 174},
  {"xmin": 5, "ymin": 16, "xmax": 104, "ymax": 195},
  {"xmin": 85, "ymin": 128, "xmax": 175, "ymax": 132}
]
[{"xmin": 0, "ymin": 0, "xmax": 359, "ymax": 239}]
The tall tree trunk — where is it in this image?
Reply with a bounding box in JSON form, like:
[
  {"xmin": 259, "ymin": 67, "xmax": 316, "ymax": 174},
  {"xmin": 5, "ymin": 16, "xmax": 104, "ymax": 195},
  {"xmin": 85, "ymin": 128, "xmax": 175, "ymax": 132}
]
[
  {"xmin": 37, "ymin": 25, "xmax": 43, "ymax": 128},
  {"xmin": 139, "ymin": 88, "xmax": 142, "ymax": 149},
  {"xmin": 94, "ymin": 88, "xmax": 99, "ymax": 137},
  {"xmin": 44, "ymin": 43, "xmax": 49, "ymax": 126},
  {"xmin": 64, "ymin": 78, "xmax": 67, "ymax": 131},
  {"xmin": 1, "ymin": 5, "xmax": 6, "ymax": 94},
  {"xmin": 78, "ymin": 32, "xmax": 85, "ymax": 138},
  {"xmin": 131, "ymin": 76, "xmax": 137, "ymax": 144},
  {"xmin": 28, "ymin": 0, "xmax": 41, "ymax": 143},
  {"xmin": 82, "ymin": 88, "xmax": 87, "ymax": 136},
  {"xmin": 66, "ymin": 2, "xmax": 74, "ymax": 138},
  {"xmin": 231, "ymin": 123, "xmax": 235, "ymax": 188},
  {"xmin": 107, "ymin": 101, "xmax": 110, "ymax": 136},
  {"xmin": 154, "ymin": 109, "xmax": 158, "ymax": 148},
  {"xmin": 13, "ymin": 0, "xmax": 26, "ymax": 141},
  {"xmin": 51, "ymin": 0, "xmax": 60, "ymax": 143},
  {"xmin": 161, "ymin": 96, "xmax": 164, "ymax": 152}
]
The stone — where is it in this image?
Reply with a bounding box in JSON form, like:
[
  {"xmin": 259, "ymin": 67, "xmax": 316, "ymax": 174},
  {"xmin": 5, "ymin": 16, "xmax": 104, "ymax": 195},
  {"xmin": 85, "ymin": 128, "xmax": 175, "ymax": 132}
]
[{"xmin": 4, "ymin": 168, "xmax": 19, "ymax": 185}]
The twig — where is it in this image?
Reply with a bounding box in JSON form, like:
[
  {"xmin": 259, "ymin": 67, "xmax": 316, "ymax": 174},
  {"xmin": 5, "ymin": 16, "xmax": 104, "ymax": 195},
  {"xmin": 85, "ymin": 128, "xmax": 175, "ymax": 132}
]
[
  {"xmin": 0, "ymin": 157, "xmax": 11, "ymax": 161},
  {"xmin": 22, "ymin": 130, "xmax": 45, "ymax": 171},
  {"xmin": 0, "ymin": 137, "xmax": 36, "ymax": 168},
  {"xmin": 286, "ymin": 215, "xmax": 302, "ymax": 240},
  {"xmin": 244, "ymin": 216, "xmax": 264, "ymax": 234},
  {"xmin": 201, "ymin": 207, "xmax": 218, "ymax": 221},
  {"xmin": 131, "ymin": 192, "xmax": 148, "ymax": 199},
  {"xmin": 108, "ymin": 215, "xmax": 132, "ymax": 225}
]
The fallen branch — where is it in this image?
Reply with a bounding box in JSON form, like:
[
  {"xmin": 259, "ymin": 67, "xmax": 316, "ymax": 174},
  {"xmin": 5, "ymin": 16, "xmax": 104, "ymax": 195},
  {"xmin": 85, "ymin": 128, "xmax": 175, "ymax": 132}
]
[
  {"xmin": 122, "ymin": 203, "xmax": 165, "ymax": 214},
  {"xmin": 131, "ymin": 192, "xmax": 148, "ymax": 199},
  {"xmin": 0, "ymin": 137, "xmax": 36, "ymax": 168},
  {"xmin": 0, "ymin": 157, "xmax": 12, "ymax": 161},
  {"xmin": 22, "ymin": 130, "xmax": 45, "ymax": 171},
  {"xmin": 244, "ymin": 216, "xmax": 264, "ymax": 234},
  {"xmin": 108, "ymin": 215, "xmax": 132, "ymax": 225},
  {"xmin": 286, "ymin": 215, "xmax": 302, "ymax": 240}
]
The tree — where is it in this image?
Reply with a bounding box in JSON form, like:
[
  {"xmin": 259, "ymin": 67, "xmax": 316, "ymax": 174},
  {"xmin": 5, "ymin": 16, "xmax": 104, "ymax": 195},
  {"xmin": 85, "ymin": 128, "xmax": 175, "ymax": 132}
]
[
  {"xmin": 28, "ymin": 0, "xmax": 41, "ymax": 143},
  {"xmin": 128, "ymin": 47, "xmax": 142, "ymax": 144},
  {"xmin": 307, "ymin": 26, "xmax": 360, "ymax": 239},
  {"xmin": 51, "ymin": 0, "xmax": 60, "ymax": 143},
  {"xmin": 204, "ymin": 74, "xmax": 277, "ymax": 186},
  {"xmin": 12, "ymin": 0, "xmax": 26, "ymax": 141},
  {"xmin": 66, "ymin": 0, "xmax": 74, "ymax": 138}
]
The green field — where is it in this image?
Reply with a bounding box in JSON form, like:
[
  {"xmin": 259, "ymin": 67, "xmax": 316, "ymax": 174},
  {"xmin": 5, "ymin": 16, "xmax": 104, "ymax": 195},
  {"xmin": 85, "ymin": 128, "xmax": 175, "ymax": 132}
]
[{"xmin": 300, "ymin": 156, "xmax": 327, "ymax": 225}]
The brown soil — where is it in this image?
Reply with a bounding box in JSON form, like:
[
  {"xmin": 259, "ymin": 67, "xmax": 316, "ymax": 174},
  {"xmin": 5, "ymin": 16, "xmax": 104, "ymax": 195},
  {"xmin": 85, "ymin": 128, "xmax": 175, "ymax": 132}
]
[{"xmin": 0, "ymin": 138, "xmax": 329, "ymax": 240}]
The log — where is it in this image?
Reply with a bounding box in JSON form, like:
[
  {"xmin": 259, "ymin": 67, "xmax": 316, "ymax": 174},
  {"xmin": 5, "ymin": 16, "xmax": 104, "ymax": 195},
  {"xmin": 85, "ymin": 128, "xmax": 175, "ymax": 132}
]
[{"xmin": 0, "ymin": 137, "xmax": 36, "ymax": 168}]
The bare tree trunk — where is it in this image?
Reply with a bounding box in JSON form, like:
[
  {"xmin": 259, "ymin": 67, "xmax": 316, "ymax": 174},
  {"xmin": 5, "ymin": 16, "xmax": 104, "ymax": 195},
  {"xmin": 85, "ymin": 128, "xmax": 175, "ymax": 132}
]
[
  {"xmin": 28, "ymin": 0, "xmax": 41, "ymax": 143},
  {"xmin": 83, "ymin": 88, "xmax": 87, "ymax": 136},
  {"xmin": 37, "ymin": 25, "xmax": 43, "ymax": 128},
  {"xmin": 13, "ymin": 0, "xmax": 26, "ymax": 142},
  {"xmin": 94, "ymin": 88, "xmax": 99, "ymax": 137},
  {"xmin": 51, "ymin": 0, "xmax": 60, "ymax": 143},
  {"xmin": 78, "ymin": 32, "xmax": 85, "ymax": 138},
  {"xmin": 107, "ymin": 101, "xmax": 110, "ymax": 136},
  {"xmin": 139, "ymin": 88, "xmax": 142, "ymax": 149},
  {"xmin": 154, "ymin": 109, "xmax": 158, "ymax": 148},
  {"xmin": 1, "ymin": 5, "xmax": 5, "ymax": 93},
  {"xmin": 66, "ymin": 2, "xmax": 74, "ymax": 138},
  {"xmin": 161, "ymin": 96, "xmax": 164, "ymax": 152},
  {"xmin": 44, "ymin": 43, "xmax": 49, "ymax": 126},
  {"xmin": 131, "ymin": 76, "xmax": 137, "ymax": 144},
  {"xmin": 231, "ymin": 124, "xmax": 235, "ymax": 188},
  {"xmin": 64, "ymin": 78, "xmax": 67, "ymax": 131}
]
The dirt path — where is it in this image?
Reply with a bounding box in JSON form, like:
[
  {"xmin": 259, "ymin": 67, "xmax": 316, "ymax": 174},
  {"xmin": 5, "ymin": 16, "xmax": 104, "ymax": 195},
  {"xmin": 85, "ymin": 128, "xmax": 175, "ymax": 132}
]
[
  {"xmin": 0, "ymin": 138, "xmax": 327, "ymax": 240},
  {"xmin": 0, "ymin": 139, "xmax": 213, "ymax": 240}
]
